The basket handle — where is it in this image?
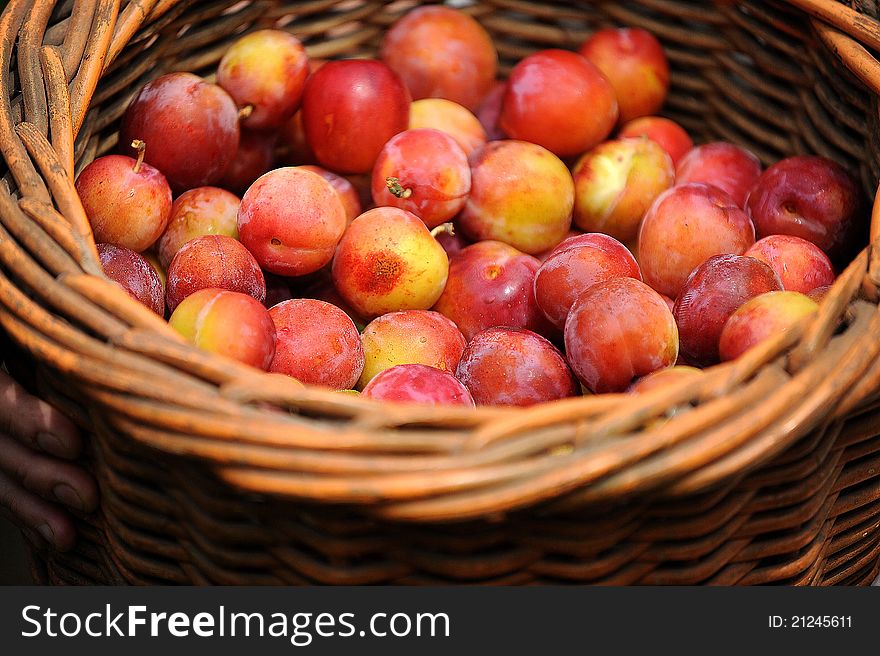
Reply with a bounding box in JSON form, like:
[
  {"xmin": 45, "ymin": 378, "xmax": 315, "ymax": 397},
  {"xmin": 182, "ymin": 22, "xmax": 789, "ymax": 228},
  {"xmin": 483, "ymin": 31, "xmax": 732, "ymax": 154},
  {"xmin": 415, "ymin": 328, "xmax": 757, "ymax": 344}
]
[
  {"xmin": 791, "ymin": 1, "xmax": 880, "ymax": 241},
  {"xmin": 812, "ymin": 17, "xmax": 880, "ymax": 96},
  {"xmin": 785, "ymin": 0, "xmax": 880, "ymax": 49},
  {"xmin": 872, "ymin": 182, "xmax": 880, "ymax": 244}
]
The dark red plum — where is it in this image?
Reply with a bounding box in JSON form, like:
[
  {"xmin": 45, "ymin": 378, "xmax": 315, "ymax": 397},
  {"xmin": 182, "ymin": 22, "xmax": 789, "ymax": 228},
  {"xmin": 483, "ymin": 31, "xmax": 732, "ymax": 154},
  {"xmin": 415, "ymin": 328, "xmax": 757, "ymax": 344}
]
[
  {"xmin": 747, "ymin": 156, "xmax": 863, "ymax": 263},
  {"xmin": 120, "ymin": 72, "xmax": 240, "ymax": 192},
  {"xmin": 673, "ymin": 254, "xmax": 783, "ymax": 366},
  {"xmin": 98, "ymin": 243, "xmax": 165, "ymax": 316},
  {"xmin": 219, "ymin": 130, "xmax": 277, "ymax": 195},
  {"xmin": 455, "ymin": 327, "xmax": 577, "ymax": 406}
]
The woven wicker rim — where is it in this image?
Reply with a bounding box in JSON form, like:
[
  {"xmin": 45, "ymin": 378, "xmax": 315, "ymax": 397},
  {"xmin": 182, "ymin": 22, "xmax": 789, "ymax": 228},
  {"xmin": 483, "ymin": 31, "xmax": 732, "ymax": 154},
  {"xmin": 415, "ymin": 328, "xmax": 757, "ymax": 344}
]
[{"xmin": 2, "ymin": 0, "xmax": 880, "ymax": 524}]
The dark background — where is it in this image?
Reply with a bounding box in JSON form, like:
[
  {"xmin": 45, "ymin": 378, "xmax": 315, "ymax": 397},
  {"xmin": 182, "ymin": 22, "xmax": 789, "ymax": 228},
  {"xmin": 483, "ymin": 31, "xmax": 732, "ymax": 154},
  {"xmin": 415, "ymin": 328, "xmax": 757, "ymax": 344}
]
[{"xmin": 1, "ymin": 518, "xmax": 32, "ymax": 584}]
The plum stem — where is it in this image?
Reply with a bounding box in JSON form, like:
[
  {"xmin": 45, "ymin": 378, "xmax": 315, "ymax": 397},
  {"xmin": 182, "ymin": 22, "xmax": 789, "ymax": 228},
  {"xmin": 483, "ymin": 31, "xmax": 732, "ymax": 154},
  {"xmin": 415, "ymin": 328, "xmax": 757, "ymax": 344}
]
[
  {"xmin": 430, "ymin": 222, "xmax": 455, "ymax": 238},
  {"xmin": 131, "ymin": 139, "xmax": 146, "ymax": 173},
  {"xmin": 385, "ymin": 176, "xmax": 412, "ymax": 199},
  {"xmin": 239, "ymin": 105, "xmax": 254, "ymax": 120}
]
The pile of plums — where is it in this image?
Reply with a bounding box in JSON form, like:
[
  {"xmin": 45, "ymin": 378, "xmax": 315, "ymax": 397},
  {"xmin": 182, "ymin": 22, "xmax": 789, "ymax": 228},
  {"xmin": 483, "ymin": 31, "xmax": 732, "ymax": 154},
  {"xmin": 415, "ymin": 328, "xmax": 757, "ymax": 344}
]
[{"xmin": 78, "ymin": 5, "xmax": 864, "ymax": 407}]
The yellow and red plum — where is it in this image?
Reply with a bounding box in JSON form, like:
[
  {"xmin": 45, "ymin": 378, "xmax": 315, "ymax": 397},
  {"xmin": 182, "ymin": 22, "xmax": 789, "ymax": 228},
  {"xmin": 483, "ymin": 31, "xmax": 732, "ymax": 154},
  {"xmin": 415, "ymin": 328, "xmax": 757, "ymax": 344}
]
[
  {"xmin": 169, "ymin": 289, "xmax": 276, "ymax": 369},
  {"xmin": 332, "ymin": 207, "xmax": 449, "ymax": 318},
  {"xmin": 459, "ymin": 140, "xmax": 574, "ymax": 255},
  {"xmin": 358, "ymin": 310, "xmax": 466, "ymax": 388},
  {"xmin": 572, "ymin": 137, "xmax": 674, "ymax": 243},
  {"xmin": 157, "ymin": 186, "xmax": 240, "ymax": 268},
  {"xmin": 217, "ymin": 30, "xmax": 309, "ymax": 130},
  {"xmin": 719, "ymin": 291, "xmax": 819, "ymax": 362},
  {"xmin": 409, "ymin": 98, "xmax": 488, "ymax": 158}
]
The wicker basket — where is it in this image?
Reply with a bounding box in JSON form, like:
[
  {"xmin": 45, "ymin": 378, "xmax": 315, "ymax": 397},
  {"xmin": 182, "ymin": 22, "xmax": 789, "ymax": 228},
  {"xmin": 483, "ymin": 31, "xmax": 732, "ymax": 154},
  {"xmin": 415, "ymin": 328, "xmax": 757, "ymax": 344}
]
[{"xmin": 2, "ymin": 0, "xmax": 880, "ymax": 585}]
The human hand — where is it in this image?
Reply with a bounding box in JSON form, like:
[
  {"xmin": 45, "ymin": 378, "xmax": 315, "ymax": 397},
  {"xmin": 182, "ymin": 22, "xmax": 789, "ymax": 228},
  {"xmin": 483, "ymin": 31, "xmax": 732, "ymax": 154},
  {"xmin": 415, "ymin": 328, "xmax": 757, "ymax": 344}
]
[{"xmin": 0, "ymin": 369, "xmax": 98, "ymax": 551}]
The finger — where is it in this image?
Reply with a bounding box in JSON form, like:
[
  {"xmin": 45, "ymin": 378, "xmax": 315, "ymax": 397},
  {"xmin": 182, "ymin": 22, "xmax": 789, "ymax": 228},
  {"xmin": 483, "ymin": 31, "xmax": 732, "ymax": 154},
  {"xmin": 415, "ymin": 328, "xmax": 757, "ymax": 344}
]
[
  {"xmin": 20, "ymin": 526, "xmax": 48, "ymax": 551},
  {"xmin": 0, "ymin": 370, "xmax": 81, "ymax": 458},
  {"xmin": 0, "ymin": 433, "xmax": 98, "ymax": 514},
  {"xmin": 0, "ymin": 470, "xmax": 77, "ymax": 551}
]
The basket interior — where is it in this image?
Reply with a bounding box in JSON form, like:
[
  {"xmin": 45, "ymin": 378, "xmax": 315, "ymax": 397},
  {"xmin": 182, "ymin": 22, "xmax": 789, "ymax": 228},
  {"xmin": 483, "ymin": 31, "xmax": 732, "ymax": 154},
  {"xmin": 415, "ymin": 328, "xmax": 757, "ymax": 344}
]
[{"xmin": 71, "ymin": 0, "xmax": 880, "ymax": 200}]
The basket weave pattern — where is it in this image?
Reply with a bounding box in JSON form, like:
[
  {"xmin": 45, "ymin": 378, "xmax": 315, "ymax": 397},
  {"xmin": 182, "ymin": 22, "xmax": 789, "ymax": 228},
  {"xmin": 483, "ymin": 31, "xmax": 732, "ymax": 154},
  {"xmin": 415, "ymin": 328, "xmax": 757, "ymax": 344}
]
[{"xmin": 1, "ymin": 0, "xmax": 880, "ymax": 584}]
